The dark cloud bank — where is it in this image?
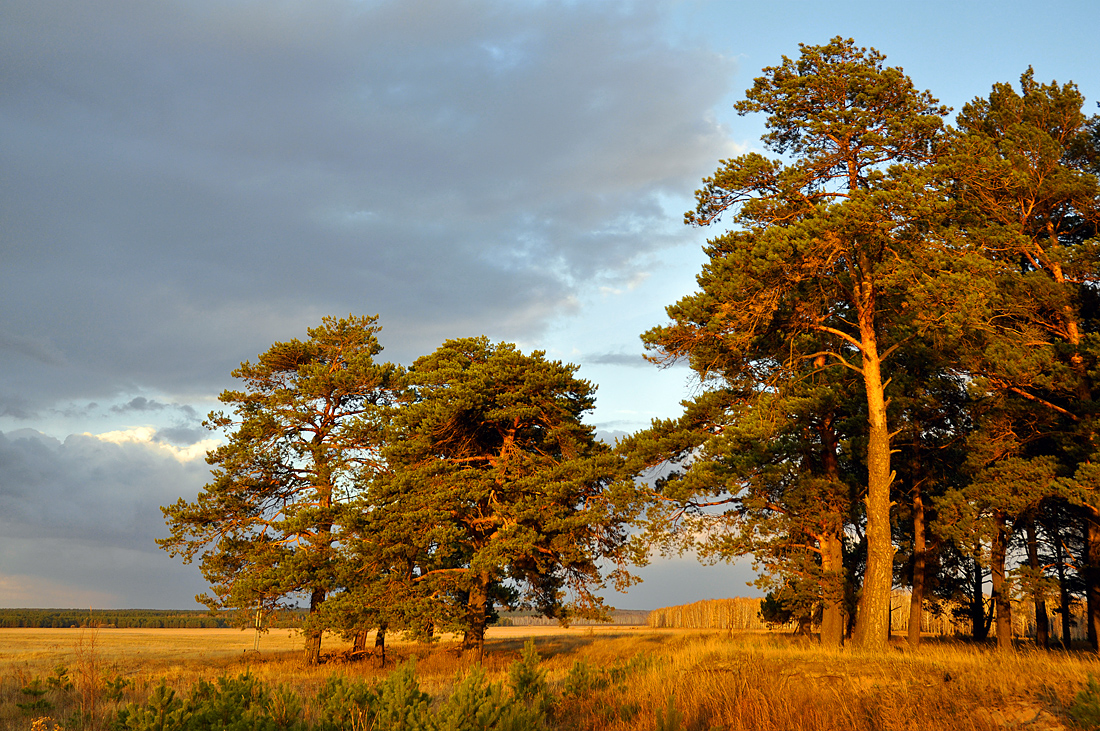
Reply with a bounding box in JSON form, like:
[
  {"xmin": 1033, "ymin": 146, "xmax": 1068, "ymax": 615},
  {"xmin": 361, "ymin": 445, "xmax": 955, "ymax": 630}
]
[
  {"xmin": 0, "ymin": 0, "xmax": 738, "ymax": 607},
  {"xmin": 1, "ymin": 0, "xmax": 735, "ymax": 417}
]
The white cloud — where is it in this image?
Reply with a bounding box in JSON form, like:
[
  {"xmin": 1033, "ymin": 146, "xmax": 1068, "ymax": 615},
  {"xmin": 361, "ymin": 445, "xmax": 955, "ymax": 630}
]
[{"xmin": 88, "ymin": 427, "xmax": 218, "ymax": 463}]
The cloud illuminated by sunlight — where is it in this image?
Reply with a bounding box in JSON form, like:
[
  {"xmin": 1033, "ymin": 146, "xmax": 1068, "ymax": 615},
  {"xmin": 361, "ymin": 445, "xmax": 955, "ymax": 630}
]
[{"xmin": 86, "ymin": 427, "xmax": 218, "ymax": 463}]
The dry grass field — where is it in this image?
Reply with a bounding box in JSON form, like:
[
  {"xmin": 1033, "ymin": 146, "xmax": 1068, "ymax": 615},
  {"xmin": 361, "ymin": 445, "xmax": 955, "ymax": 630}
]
[{"xmin": 3, "ymin": 625, "xmax": 1100, "ymax": 730}]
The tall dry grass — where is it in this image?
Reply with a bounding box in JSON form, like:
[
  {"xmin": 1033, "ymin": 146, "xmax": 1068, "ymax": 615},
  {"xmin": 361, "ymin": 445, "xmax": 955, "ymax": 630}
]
[{"xmin": 3, "ymin": 625, "xmax": 1099, "ymax": 730}]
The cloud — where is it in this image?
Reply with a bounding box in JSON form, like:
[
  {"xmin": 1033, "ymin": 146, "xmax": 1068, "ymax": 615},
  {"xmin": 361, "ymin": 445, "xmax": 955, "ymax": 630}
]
[
  {"xmin": 88, "ymin": 427, "xmax": 218, "ymax": 463},
  {"xmin": 585, "ymin": 352, "xmax": 651, "ymax": 367},
  {"xmin": 0, "ymin": 572, "xmax": 122, "ymax": 610},
  {"xmin": 111, "ymin": 397, "xmax": 168, "ymax": 413},
  {"xmin": 0, "ymin": 0, "xmax": 736, "ymax": 415},
  {"xmin": 0, "ymin": 428, "xmax": 212, "ymax": 606}
]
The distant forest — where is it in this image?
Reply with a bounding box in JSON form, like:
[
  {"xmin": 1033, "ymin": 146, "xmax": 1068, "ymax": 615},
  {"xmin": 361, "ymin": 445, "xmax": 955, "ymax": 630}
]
[
  {"xmin": 0, "ymin": 607, "xmax": 651, "ymax": 629},
  {"xmin": 0, "ymin": 608, "xmax": 302, "ymax": 629}
]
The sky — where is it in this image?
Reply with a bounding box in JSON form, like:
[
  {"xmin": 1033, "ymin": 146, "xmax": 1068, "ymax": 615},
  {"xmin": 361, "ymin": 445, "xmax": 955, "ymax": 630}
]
[{"xmin": 2, "ymin": 0, "xmax": 1098, "ymax": 611}]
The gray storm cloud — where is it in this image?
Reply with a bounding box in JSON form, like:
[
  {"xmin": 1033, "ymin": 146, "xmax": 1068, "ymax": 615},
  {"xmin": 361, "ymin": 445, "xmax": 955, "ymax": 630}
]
[
  {"xmin": 0, "ymin": 0, "xmax": 735, "ymax": 417},
  {"xmin": 0, "ymin": 428, "xmax": 211, "ymax": 607}
]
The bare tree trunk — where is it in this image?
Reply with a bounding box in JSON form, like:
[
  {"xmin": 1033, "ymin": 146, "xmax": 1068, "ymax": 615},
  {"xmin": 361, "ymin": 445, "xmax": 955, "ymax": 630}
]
[
  {"xmin": 991, "ymin": 512, "xmax": 1012, "ymax": 649},
  {"xmin": 1026, "ymin": 518, "xmax": 1049, "ymax": 648},
  {"xmin": 352, "ymin": 630, "xmax": 368, "ymax": 657}
]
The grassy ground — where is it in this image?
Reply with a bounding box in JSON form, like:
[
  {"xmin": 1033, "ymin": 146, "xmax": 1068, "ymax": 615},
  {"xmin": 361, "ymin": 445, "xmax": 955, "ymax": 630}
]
[{"xmin": 2, "ymin": 626, "xmax": 1099, "ymax": 730}]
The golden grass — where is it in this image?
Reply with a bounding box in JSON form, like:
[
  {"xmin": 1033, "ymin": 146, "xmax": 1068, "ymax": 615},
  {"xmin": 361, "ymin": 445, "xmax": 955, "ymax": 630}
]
[{"xmin": 3, "ymin": 626, "xmax": 1099, "ymax": 730}]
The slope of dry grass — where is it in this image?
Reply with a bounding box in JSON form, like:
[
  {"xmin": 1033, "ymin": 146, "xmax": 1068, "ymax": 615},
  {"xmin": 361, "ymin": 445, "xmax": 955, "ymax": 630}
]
[{"xmin": 3, "ymin": 626, "xmax": 1099, "ymax": 730}]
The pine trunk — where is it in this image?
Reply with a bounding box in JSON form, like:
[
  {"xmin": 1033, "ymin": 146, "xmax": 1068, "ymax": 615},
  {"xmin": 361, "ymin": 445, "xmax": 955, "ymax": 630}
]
[
  {"xmin": 303, "ymin": 588, "xmax": 326, "ymax": 665},
  {"xmin": 991, "ymin": 512, "xmax": 1012, "ymax": 649},
  {"xmin": 352, "ymin": 630, "xmax": 367, "ymax": 656},
  {"xmin": 1027, "ymin": 519, "xmax": 1049, "ymax": 648},
  {"xmin": 971, "ymin": 551, "xmax": 989, "ymax": 641},
  {"xmin": 909, "ymin": 479, "xmax": 926, "ymax": 648},
  {"xmin": 1087, "ymin": 507, "xmax": 1100, "ymax": 650},
  {"xmin": 461, "ymin": 572, "xmax": 490, "ymax": 659},
  {"xmin": 820, "ymin": 531, "xmax": 846, "ymax": 648},
  {"xmin": 375, "ymin": 623, "xmax": 387, "ymax": 668},
  {"xmin": 852, "ymin": 322, "xmax": 894, "ymax": 650}
]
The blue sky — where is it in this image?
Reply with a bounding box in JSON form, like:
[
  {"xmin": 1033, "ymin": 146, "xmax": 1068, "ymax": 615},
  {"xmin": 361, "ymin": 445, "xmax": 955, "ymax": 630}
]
[{"xmin": 1, "ymin": 0, "xmax": 1098, "ymax": 610}]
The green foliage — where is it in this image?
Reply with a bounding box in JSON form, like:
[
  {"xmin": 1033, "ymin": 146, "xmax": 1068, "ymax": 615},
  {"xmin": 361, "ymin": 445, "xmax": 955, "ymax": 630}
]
[
  {"xmin": 105, "ymin": 675, "xmax": 134, "ymax": 703},
  {"xmin": 1070, "ymin": 674, "xmax": 1100, "ymax": 729},
  {"xmin": 437, "ymin": 665, "xmax": 543, "ymax": 731},
  {"xmin": 312, "ymin": 676, "xmax": 377, "ymax": 731},
  {"xmin": 626, "ymin": 36, "xmax": 981, "ymax": 651},
  {"xmin": 111, "ymin": 680, "xmax": 187, "ymax": 731},
  {"xmin": 507, "ymin": 640, "xmax": 548, "ymax": 704},
  {"xmin": 48, "ymin": 666, "xmax": 73, "ymax": 692},
  {"xmin": 158, "ymin": 315, "xmax": 400, "ymax": 663},
  {"xmin": 654, "ymin": 695, "xmax": 682, "ymax": 731},
  {"xmin": 17, "ymin": 677, "xmax": 53, "ymax": 714},
  {"xmin": 562, "ymin": 661, "xmax": 607, "ymax": 698},
  {"xmin": 0, "ymin": 609, "xmax": 239, "ymax": 629},
  {"xmin": 109, "ymin": 674, "xmax": 309, "ymax": 731},
  {"xmin": 265, "ymin": 686, "xmax": 303, "ymax": 731},
  {"xmin": 185, "ymin": 673, "xmax": 280, "ymax": 731},
  {"xmin": 372, "ymin": 660, "xmax": 433, "ymax": 731},
  {"xmin": 371, "ymin": 338, "xmax": 637, "ymax": 652}
]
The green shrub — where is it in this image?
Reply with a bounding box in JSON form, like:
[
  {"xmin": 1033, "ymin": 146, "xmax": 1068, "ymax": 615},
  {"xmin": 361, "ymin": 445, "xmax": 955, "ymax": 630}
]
[
  {"xmin": 372, "ymin": 660, "xmax": 433, "ymax": 731},
  {"xmin": 105, "ymin": 675, "xmax": 134, "ymax": 702},
  {"xmin": 1070, "ymin": 674, "xmax": 1100, "ymax": 729},
  {"xmin": 185, "ymin": 672, "xmax": 277, "ymax": 731},
  {"xmin": 507, "ymin": 640, "xmax": 547, "ymax": 703},
  {"xmin": 313, "ymin": 676, "xmax": 378, "ymax": 731},
  {"xmin": 17, "ymin": 677, "xmax": 53, "ymax": 714},
  {"xmin": 437, "ymin": 665, "xmax": 544, "ymax": 731},
  {"xmin": 48, "ymin": 666, "xmax": 74, "ymax": 692},
  {"xmin": 562, "ymin": 661, "xmax": 607, "ymax": 697},
  {"xmin": 654, "ymin": 695, "xmax": 682, "ymax": 731},
  {"xmin": 111, "ymin": 680, "xmax": 188, "ymax": 731}
]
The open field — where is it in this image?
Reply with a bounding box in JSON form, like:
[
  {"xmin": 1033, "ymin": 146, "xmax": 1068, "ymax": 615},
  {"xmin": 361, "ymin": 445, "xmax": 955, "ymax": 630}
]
[{"xmin": 4, "ymin": 626, "xmax": 1100, "ymax": 730}]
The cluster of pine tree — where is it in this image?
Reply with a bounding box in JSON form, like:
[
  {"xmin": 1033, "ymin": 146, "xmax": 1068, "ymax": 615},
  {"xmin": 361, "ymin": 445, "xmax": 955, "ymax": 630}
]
[
  {"xmin": 620, "ymin": 38, "xmax": 1100, "ymax": 651},
  {"xmin": 162, "ymin": 37, "xmax": 1099, "ymax": 661},
  {"xmin": 160, "ymin": 322, "xmax": 642, "ymax": 664}
]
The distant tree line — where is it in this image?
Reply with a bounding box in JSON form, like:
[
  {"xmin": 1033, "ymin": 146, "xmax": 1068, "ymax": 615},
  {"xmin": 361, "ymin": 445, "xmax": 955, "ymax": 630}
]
[
  {"xmin": 621, "ymin": 38, "xmax": 1100, "ymax": 652},
  {"xmin": 0, "ymin": 609, "xmax": 235, "ymax": 629},
  {"xmin": 498, "ymin": 609, "xmax": 650, "ymax": 627}
]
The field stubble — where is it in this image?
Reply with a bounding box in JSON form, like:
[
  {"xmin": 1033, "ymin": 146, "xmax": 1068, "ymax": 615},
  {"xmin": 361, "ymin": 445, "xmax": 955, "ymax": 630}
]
[{"xmin": 2, "ymin": 626, "xmax": 1099, "ymax": 730}]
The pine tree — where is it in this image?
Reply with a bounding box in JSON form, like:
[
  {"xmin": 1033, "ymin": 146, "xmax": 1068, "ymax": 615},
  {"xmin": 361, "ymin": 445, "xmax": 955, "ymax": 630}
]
[
  {"xmin": 372, "ymin": 337, "xmax": 637, "ymax": 657},
  {"xmin": 637, "ymin": 38, "xmax": 987, "ymax": 649},
  {"xmin": 947, "ymin": 69, "xmax": 1100, "ymax": 645},
  {"xmin": 159, "ymin": 315, "xmax": 399, "ymax": 664}
]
